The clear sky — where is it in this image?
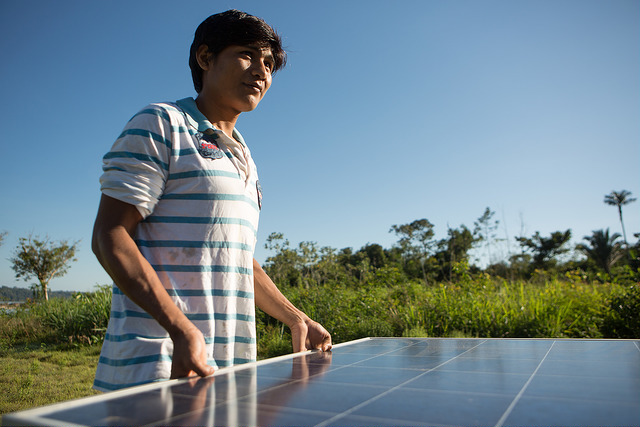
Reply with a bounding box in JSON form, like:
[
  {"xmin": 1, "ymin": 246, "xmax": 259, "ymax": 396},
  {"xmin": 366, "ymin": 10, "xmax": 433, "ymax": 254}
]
[{"xmin": 0, "ymin": 0, "xmax": 638, "ymax": 293}]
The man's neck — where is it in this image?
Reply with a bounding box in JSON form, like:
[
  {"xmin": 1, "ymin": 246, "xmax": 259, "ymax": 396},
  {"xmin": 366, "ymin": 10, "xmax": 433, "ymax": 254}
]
[{"xmin": 195, "ymin": 95, "xmax": 238, "ymax": 138}]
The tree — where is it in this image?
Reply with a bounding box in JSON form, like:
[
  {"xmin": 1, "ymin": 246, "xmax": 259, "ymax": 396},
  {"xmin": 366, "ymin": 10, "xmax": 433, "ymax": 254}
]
[
  {"xmin": 474, "ymin": 207, "xmax": 500, "ymax": 265},
  {"xmin": 435, "ymin": 225, "xmax": 479, "ymax": 281},
  {"xmin": 0, "ymin": 231, "xmax": 7, "ymax": 246},
  {"xmin": 516, "ymin": 230, "xmax": 572, "ymax": 270},
  {"xmin": 10, "ymin": 235, "xmax": 79, "ymax": 301},
  {"xmin": 577, "ymin": 229, "xmax": 623, "ymax": 275},
  {"xmin": 604, "ymin": 190, "xmax": 636, "ymax": 247},
  {"xmin": 263, "ymin": 232, "xmax": 302, "ymax": 287},
  {"xmin": 358, "ymin": 243, "xmax": 387, "ymax": 269},
  {"xmin": 390, "ymin": 219, "xmax": 435, "ymax": 284}
]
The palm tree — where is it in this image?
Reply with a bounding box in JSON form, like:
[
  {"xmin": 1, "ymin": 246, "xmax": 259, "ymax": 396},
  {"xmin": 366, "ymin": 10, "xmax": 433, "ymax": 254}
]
[
  {"xmin": 577, "ymin": 229, "xmax": 623, "ymax": 275},
  {"xmin": 604, "ymin": 190, "xmax": 636, "ymax": 247}
]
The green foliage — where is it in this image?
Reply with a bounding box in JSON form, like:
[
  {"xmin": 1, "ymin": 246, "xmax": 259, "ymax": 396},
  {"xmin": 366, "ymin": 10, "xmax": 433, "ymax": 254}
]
[
  {"xmin": 257, "ymin": 273, "xmax": 633, "ymax": 346},
  {"xmin": 474, "ymin": 207, "xmax": 500, "ymax": 264},
  {"xmin": 390, "ymin": 219, "xmax": 436, "ymax": 283},
  {"xmin": 256, "ymin": 324, "xmax": 292, "ymax": 359},
  {"xmin": 0, "ymin": 286, "xmax": 75, "ymax": 302},
  {"xmin": 577, "ymin": 229, "xmax": 624, "ymax": 275},
  {"xmin": 259, "ymin": 220, "xmax": 638, "ymax": 344},
  {"xmin": 516, "ymin": 230, "xmax": 572, "ymax": 270},
  {"xmin": 601, "ymin": 284, "xmax": 640, "ymax": 338},
  {"xmin": 10, "ymin": 235, "xmax": 79, "ymax": 301},
  {"xmin": 0, "ymin": 286, "xmax": 112, "ymax": 347}
]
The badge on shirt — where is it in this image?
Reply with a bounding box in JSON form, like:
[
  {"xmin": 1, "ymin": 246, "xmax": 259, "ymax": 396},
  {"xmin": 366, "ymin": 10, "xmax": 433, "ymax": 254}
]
[
  {"xmin": 256, "ymin": 180, "xmax": 263, "ymax": 210},
  {"xmin": 196, "ymin": 132, "xmax": 224, "ymax": 160}
]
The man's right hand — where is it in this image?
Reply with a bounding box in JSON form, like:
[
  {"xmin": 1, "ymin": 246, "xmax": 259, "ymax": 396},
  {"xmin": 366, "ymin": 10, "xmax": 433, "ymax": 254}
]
[{"xmin": 170, "ymin": 325, "xmax": 216, "ymax": 379}]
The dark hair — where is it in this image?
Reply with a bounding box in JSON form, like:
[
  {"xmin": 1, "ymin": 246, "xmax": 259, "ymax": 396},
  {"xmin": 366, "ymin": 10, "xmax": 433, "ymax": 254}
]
[{"xmin": 189, "ymin": 10, "xmax": 287, "ymax": 93}]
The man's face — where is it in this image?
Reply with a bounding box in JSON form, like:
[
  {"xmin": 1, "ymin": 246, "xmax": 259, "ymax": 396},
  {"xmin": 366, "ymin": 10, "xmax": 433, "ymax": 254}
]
[{"xmin": 199, "ymin": 44, "xmax": 274, "ymax": 114}]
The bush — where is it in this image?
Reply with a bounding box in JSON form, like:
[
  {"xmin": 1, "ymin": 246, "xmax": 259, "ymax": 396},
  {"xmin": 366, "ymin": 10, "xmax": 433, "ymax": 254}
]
[
  {"xmin": 0, "ymin": 286, "xmax": 112, "ymax": 348},
  {"xmin": 601, "ymin": 284, "xmax": 640, "ymax": 338}
]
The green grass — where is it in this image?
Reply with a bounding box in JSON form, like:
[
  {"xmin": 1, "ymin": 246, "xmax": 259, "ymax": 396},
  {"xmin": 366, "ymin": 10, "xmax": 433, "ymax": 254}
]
[{"xmin": 0, "ymin": 345, "xmax": 101, "ymax": 415}]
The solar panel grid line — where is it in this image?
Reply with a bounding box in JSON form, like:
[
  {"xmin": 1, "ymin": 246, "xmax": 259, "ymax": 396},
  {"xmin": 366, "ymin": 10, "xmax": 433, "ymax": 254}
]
[
  {"xmin": 493, "ymin": 340, "xmax": 556, "ymax": 427},
  {"xmin": 313, "ymin": 339, "xmax": 489, "ymax": 427}
]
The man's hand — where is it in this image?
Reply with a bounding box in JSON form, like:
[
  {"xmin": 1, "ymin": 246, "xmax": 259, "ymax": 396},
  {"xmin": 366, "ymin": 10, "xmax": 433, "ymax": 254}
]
[
  {"xmin": 170, "ymin": 325, "xmax": 215, "ymax": 379},
  {"xmin": 290, "ymin": 319, "xmax": 332, "ymax": 353},
  {"xmin": 253, "ymin": 259, "xmax": 332, "ymax": 354}
]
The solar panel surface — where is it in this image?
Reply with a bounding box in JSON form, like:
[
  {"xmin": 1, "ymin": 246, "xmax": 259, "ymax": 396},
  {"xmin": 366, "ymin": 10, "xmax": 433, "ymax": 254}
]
[{"xmin": 3, "ymin": 337, "xmax": 639, "ymax": 427}]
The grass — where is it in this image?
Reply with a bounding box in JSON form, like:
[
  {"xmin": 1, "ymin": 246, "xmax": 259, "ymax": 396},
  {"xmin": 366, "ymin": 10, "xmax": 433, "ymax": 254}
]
[
  {"xmin": 275, "ymin": 274, "xmax": 631, "ymax": 344},
  {"xmin": 0, "ymin": 344, "xmax": 101, "ymax": 415}
]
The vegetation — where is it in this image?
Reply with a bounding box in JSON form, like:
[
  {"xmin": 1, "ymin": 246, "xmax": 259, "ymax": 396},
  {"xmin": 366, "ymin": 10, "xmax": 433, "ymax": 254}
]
[
  {"xmin": 604, "ymin": 189, "xmax": 637, "ymax": 247},
  {"xmin": 0, "ymin": 286, "xmax": 75, "ymax": 302},
  {"xmin": 10, "ymin": 235, "xmax": 79, "ymax": 301},
  {"xmin": 0, "ymin": 345, "xmax": 101, "ymax": 415}
]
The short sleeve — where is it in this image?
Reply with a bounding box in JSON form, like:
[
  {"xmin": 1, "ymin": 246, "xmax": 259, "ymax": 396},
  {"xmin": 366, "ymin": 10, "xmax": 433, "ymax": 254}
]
[{"xmin": 100, "ymin": 105, "xmax": 173, "ymax": 218}]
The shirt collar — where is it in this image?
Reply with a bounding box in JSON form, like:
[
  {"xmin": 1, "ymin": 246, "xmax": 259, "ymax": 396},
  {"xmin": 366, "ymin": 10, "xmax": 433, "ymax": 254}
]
[{"xmin": 176, "ymin": 97, "xmax": 245, "ymax": 145}]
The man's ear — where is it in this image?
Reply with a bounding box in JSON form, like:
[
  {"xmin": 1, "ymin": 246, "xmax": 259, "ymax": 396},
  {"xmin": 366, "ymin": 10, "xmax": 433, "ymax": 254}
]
[{"xmin": 196, "ymin": 45, "xmax": 212, "ymax": 71}]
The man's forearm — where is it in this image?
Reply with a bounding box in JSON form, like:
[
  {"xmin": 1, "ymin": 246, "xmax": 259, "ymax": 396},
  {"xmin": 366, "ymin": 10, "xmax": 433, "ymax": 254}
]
[
  {"xmin": 91, "ymin": 195, "xmax": 194, "ymax": 339},
  {"xmin": 93, "ymin": 225, "xmax": 194, "ymax": 339},
  {"xmin": 252, "ymin": 259, "xmax": 308, "ymax": 327}
]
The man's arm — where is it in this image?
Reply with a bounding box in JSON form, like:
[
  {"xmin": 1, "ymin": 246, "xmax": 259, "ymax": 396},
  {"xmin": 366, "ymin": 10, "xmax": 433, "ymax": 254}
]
[
  {"xmin": 92, "ymin": 194, "xmax": 215, "ymax": 378},
  {"xmin": 253, "ymin": 259, "xmax": 332, "ymax": 352}
]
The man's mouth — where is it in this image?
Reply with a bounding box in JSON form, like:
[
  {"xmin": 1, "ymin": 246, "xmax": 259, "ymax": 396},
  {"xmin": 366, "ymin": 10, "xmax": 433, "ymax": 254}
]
[{"xmin": 245, "ymin": 82, "xmax": 262, "ymax": 92}]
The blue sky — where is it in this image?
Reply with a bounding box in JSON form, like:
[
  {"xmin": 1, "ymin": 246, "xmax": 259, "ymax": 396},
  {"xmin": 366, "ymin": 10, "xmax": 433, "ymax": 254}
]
[{"xmin": 0, "ymin": 0, "xmax": 638, "ymax": 293}]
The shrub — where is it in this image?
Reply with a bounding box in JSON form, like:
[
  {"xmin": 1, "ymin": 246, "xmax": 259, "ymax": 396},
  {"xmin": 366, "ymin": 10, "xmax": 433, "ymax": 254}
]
[
  {"xmin": 0, "ymin": 286, "xmax": 112, "ymax": 348},
  {"xmin": 601, "ymin": 284, "xmax": 640, "ymax": 338}
]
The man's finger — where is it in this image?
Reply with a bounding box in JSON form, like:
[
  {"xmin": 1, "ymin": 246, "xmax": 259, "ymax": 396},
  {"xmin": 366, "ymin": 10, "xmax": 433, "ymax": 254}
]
[
  {"xmin": 193, "ymin": 363, "xmax": 215, "ymax": 377},
  {"xmin": 322, "ymin": 335, "xmax": 332, "ymax": 352}
]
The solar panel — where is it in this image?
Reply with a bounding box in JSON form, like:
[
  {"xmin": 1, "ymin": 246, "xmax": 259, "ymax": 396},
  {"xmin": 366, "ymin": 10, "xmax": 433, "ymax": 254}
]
[{"xmin": 3, "ymin": 338, "xmax": 639, "ymax": 426}]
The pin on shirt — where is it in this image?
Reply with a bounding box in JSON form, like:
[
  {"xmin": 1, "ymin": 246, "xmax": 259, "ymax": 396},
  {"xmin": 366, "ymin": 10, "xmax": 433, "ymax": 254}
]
[{"xmin": 196, "ymin": 132, "xmax": 224, "ymax": 160}]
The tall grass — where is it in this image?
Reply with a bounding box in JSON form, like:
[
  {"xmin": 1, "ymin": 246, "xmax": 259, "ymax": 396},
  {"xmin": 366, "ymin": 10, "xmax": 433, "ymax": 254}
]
[
  {"xmin": 258, "ymin": 268, "xmax": 638, "ymax": 357},
  {"xmin": 2, "ymin": 277, "xmax": 637, "ymax": 357},
  {"xmin": 0, "ymin": 285, "xmax": 112, "ymax": 347}
]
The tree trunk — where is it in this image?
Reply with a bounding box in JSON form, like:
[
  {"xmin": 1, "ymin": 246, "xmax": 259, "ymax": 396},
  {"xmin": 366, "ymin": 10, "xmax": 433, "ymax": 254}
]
[
  {"xmin": 618, "ymin": 206, "xmax": 629, "ymax": 246},
  {"xmin": 41, "ymin": 281, "xmax": 49, "ymax": 301}
]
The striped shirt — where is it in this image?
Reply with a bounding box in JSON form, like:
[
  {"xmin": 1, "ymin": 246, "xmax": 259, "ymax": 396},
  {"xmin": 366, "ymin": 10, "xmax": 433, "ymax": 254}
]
[{"xmin": 94, "ymin": 97, "xmax": 260, "ymax": 391}]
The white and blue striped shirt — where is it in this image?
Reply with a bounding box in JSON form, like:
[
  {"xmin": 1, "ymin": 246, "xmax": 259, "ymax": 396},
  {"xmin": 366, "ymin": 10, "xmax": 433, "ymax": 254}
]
[{"xmin": 94, "ymin": 98, "xmax": 260, "ymax": 391}]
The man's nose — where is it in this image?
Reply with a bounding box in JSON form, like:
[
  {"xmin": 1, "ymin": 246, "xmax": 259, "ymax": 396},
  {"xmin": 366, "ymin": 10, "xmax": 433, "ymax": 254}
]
[{"xmin": 252, "ymin": 60, "xmax": 269, "ymax": 78}]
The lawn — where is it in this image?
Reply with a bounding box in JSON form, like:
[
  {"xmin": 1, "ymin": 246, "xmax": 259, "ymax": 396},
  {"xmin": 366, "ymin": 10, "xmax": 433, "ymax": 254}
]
[{"xmin": 0, "ymin": 345, "xmax": 101, "ymax": 416}]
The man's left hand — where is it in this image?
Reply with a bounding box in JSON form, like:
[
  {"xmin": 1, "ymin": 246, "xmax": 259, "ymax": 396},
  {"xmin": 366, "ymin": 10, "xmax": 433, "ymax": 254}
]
[{"xmin": 290, "ymin": 319, "xmax": 332, "ymax": 353}]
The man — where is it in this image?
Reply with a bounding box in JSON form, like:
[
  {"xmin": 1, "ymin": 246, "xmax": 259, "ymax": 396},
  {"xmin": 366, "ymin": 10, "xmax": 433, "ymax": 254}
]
[{"xmin": 92, "ymin": 10, "xmax": 331, "ymax": 391}]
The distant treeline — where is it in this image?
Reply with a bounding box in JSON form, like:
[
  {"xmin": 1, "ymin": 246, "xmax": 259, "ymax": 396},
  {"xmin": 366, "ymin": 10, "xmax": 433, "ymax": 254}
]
[{"xmin": 0, "ymin": 286, "xmax": 75, "ymax": 302}]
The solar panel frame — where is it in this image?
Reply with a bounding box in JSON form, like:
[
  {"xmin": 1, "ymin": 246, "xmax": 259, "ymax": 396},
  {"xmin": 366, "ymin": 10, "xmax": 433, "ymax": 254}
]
[{"xmin": 2, "ymin": 337, "xmax": 639, "ymax": 427}]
